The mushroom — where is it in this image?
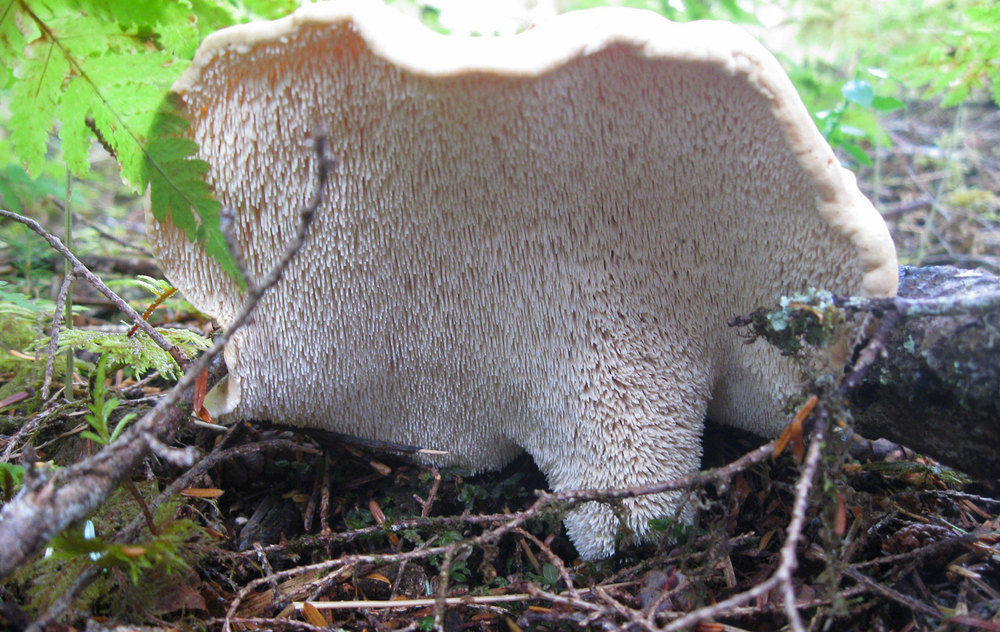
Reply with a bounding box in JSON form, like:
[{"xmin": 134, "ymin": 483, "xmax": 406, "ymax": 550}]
[{"xmin": 146, "ymin": 1, "xmax": 898, "ymax": 559}]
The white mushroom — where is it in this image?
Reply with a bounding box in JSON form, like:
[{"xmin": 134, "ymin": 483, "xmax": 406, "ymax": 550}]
[{"xmin": 146, "ymin": 1, "xmax": 898, "ymax": 559}]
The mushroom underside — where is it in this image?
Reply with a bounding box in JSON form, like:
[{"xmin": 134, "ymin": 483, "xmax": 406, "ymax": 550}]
[{"xmin": 147, "ymin": 4, "xmax": 897, "ymax": 558}]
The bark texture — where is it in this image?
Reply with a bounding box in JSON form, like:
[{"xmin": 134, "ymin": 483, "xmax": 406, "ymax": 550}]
[{"xmin": 851, "ymin": 265, "xmax": 1000, "ymax": 480}]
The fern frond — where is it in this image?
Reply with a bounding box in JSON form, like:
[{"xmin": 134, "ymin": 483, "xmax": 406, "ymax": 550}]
[
  {"xmin": 9, "ymin": 38, "xmax": 69, "ymax": 176},
  {"xmin": 57, "ymin": 76, "xmax": 92, "ymax": 175},
  {"xmin": 0, "ymin": 0, "xmax": 34, "ymax": 70},
  {"xmin": 42, "ymin": 327, "xmax": 211, "ymax": 380},
  {"xmin": 145, "ymin": 108, "xmax": 242, "ymax": 283},
  {"xmin": 4, "ymin": 0, "xmax": 254, "ymax": 284}
]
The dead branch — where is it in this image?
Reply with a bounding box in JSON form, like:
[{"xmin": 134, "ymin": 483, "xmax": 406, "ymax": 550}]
[
  {"xmin": 656, "ymin": 423, "xmax": 826, "ymax": 632},
  {"xmin": 0, "ymin": 129, "xmax": 335, "ymax": 587},
  {"xmin": 731, "ymin": 265, "xmax": 1000, "ymax": 479},
  {"xmin": 0, "ymin": 208, "xmax": 189, "ymax": 368}
]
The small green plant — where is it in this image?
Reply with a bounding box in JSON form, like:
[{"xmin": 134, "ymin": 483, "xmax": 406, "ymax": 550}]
[
  {"xmin": 900, "ymin": 3, "xmax": 1000, "ymax": 107},
  {"xmin": 0, "ymin": 463, "xmax": 25, "ymax": 500},
  {"xmin": 816, "ymin": 72, "xmax": 905, "ymax": 166},
  {"xmin": 81, "ymin": 354, "xmax": 137, "ymax": 446},
  {"xmin": 456, "ymin": 481, "xmax": 488, "ymax": 509},
  {"xmin": 527, "ymin": 562, "xmax": 562, "ymax": 588},
  {"xmin": 40, "ymin": 498, "xmax": 203, "ymax": 585},
  {"xmin": 447, "ymin": 558, "xmax": 470, "ymax": 583},
  {"xmin": 344, "ymin": 508, "xmax": 375, "ymax": 530},
  {"xmin": 32, "ymin": 275, "xmax": 210, "ymax": 381},
  {"xmin": 0, "ymin": 280, "xmax": 85, "ymax": 399},
  {"xmin": 43, "ymin": 326, "xmax": 210, "ymax": 381}
]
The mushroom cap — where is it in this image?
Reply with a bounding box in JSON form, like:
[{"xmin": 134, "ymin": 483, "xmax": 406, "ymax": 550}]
[{"xmin": 146, "ymin": 1, "xmax": 897, "ymax": 558}]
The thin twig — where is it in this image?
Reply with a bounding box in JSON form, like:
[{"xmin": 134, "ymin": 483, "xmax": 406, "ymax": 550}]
[
  {"xmin": 1, "ymin": 130, "xmax": 334, "ymax": 592},
  {"xmin": 255, "ymin": 542, "xmax": 284, "ymax": 611},
  {"xmin": 0, "ymin": 406, "xmax": 66, "ymax": 462},
  {"xmin": 246, "ymin": 441, "xmax": 775, "ymax": 558},
  {"xmin": 658, "ymin": 423, "xmax": 826, "ymax": 632},
  {"xmin": 72, "ymin": 210, "xmax": 153, "ymax": 257},
  {"xmin": 223, "ymin": 444, "xmax": 776, "ymax": 627},
  {"xmin": 40, "ymin": 272, "xmax": 75, "ymax": 401},
  {"xmin": 300, "ymin": 593, "xmax": 533, "ymax": 610},
  {"xmin": 0, "ymin": 208, "xmax": 189, "ymax": 368}
]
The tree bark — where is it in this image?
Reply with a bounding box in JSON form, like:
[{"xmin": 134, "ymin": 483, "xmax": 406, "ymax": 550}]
[{"xmin": 850, "ymin": 265, "xmax": 1000, "ymax": 480}]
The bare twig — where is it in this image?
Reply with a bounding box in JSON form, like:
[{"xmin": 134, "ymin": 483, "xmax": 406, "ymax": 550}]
[
  {"xmin": 210, "ymin": 618, "xmax": 328, "ymax": 632},
  {"xmin": 0, "ymin": 406, "xmax": 65, "ymax": 462},
  {"xmin": 0, "ymin": 129, "xmax": 335, "ymax": 589},
  {"xmin": 415, "ymin": 467, "xmax": 442, "ymax": 518},
  {"xmin": 223, "ymin": 443, "xmax": 777, "ymax": 629},
  {"xmin": 255, "ymin": 542, "xmax": 285, "ymax": 611},
  {"xmin": 0, "ymin": 208, "xmax": 189, "ymax": 368},
  {"xmin": 842, "ymin": 564, "xmax": 939, "ymax": 617},
  {"xmin": 72, "ymin": 210, "xmax": 153, "ymax": 257},
  {"xmin": 514, "ymin": 528, "xmax": 583, "ymax": 601},
  {"xmin": 657, "ymin": 422, "xmax": 826, "ymax": 632},
  {"xmin": 298, "ymin": 594, "xmax": 532, "ymax": 610},
  {"xmin": 40, "ymin": 272, "xmax": 75, "ymax": 401}
]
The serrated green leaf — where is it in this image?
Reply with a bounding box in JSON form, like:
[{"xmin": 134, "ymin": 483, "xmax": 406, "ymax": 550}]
[
  {"xmin": 0, "ymin": 0, "xmax": 33, "ymax": 69},
  {"xmin": 10, "ymin": 40, "xmax": 70, "ymax": 175},
  {"xmin": 75, "ymin": 0, "xmax": 201, "ymax": 57},
  {"xmin": 84, "ymin": 50, "xmax": 181, "ymax": 86},
  {"xmin": 144, "ymin": 103, "xmax": 244, "ymax": 286},
  {"xmin": 44, "ymin": 11, "xmax": 121, "ymax": 59},
  {"xmin": 87, "ymin": 106, "xmax": 141, "ymax": 185}
]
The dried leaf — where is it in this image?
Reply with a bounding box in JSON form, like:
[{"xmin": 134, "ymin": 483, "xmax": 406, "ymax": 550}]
[
  {"xmin": 180, "ymin": 487, "xmax": 224, "ymax": 498},
  {"xmin": 301, "ymin": 601, "xmax": 326, "ymax": 627}
]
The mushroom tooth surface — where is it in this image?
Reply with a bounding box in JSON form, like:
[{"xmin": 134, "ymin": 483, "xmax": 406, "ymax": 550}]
[{"xmin": 145, "ymin": 1, "xmax": 898, "ymax": 559}]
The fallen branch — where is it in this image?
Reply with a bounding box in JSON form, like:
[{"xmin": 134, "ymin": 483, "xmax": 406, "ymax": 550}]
[
  {"xmin": 731, "ymin": 265, "xmax": 1000, "ymax": 479},
  {"xmin": 0, "ymin": 128, "xmax": 335, "ymax": 586}
]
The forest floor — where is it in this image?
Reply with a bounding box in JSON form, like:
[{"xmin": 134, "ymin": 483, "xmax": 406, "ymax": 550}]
[{"xmin": 0, "ymin": 96, "xmax": 998, "ymax": 632}]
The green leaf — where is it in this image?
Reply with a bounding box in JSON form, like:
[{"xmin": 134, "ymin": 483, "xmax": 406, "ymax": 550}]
[
  {"xmin": 145, "ymin": 106, "xmax": 243, "ymax": 285},
  {"xmin": 45, "ymin": 11, "xmax": 122, "ymax": 59},
  {"xmin": 10, "ymin": 39, "xmax": 70, "ymax": 175},
  {"xmin": 0, "ymin": 0, "xmax": 34, "ymax": 70},
  {"xmin": 58, "ymin": 77, "xmax": 92, "ymax": 175},
  {"xmin": 43, "ymin": 328, "xmax": 210, "ymax": 380},
  {"xmin": 80, "ymin": 430, "xmax": 107, "ymax": 445},
  {"xmin": 871, "ymin": 95, "xmax": 905, "ymax": 112},
  {"xmin": 0, "ymin": 463, "xmax": 25, "ymax": 498},
  {"xmin": 109, "ymin": 412, "xmax": 137, "ymax": 442},
  {"xmin": 84, "ymin": 50, "xmax": 181, "ymax": 87},
  {"xmin": 839, "ymin": 142, "xmax": 872, "ymax": 167},
  {"xmin": 841, "ymin": 79, "xmax": 873, "ymax": 108},
  {"xmin": 541, "ymin": 563, "xmax": 560, "ymax": 586}
]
